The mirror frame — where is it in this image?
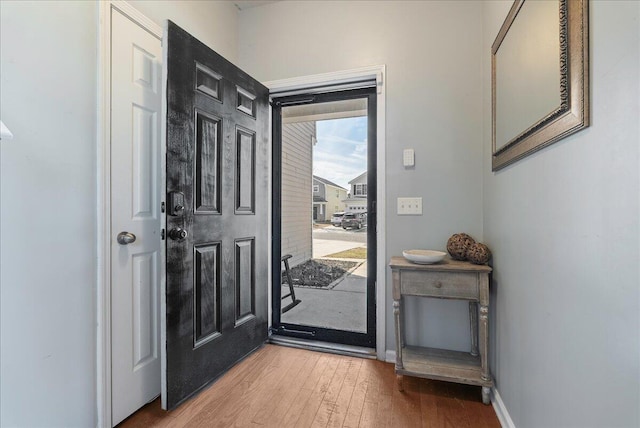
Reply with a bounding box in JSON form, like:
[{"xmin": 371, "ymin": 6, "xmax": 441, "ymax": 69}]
[{"xmin": 492, "ymin": 0, "xmax": 589, "ymax": 171}]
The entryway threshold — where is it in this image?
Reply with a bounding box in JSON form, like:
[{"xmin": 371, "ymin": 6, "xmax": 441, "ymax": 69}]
[{"xmin": 269, "ymin": 335, "xmax": 377, "ymax": 359}]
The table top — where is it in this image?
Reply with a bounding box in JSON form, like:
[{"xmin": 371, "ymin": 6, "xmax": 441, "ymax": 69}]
[{"xmin": 389, "ymin": 256, "xmax": 492, "ymax": 273}]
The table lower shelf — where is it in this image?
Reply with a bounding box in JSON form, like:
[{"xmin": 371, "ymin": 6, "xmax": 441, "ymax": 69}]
[{"xmin": 396, "ymin": 345, "xmax": 493, "ymax": 388}]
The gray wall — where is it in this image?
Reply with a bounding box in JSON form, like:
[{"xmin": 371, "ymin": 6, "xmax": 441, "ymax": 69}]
[
  {"xmin": 238, "ymin": 0, "xmax": 484, "ymax": 353},
  {"xmin": 482, "ymin": 1, "xmax": 639, "ymax": 427},
  {"xmin": 0, "ymin": 1, "xmax": 239, "ymax": 426},
  {"xmin": 0, "ymin": 2, "xmax": 97, "ymax": 426},
  {"xmin": 127, "ymin": 0, "xmax": 239, "ymax": 64}
]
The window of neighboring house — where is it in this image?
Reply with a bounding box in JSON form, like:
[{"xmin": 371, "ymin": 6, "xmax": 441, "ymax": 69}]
[
  {"xmin": 313, "ymin": 185, "xmax": 319, "ymax": 192},
  {"xmin": 335, "ymin": 205, "xmax": 339, "ymax": 211},
  {"xmin": 354, "ymin": 183, "xmax": 367, "ymax": 196}
]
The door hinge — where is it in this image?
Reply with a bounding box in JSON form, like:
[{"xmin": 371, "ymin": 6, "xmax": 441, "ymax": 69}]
[
  {"xmin": 161, "ymin": 229, "xmax": 165, "ymax": 240},
  {"xmin": 161, "ymin": 201, "xmax": 166, "ymax": 213}
]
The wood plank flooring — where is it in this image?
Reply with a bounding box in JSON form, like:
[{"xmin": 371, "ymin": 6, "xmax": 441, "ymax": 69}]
[{"xmin": 117, "ymin": 344, "xmax": 501, "ymax": 428}]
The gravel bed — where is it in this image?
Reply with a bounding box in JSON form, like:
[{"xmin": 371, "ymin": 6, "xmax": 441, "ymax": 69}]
[{"xmin": 283, "ymin": 259, "xmax": 358, "ymax": 288}]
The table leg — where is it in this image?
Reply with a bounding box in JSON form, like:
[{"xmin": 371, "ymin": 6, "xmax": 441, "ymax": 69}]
[
  {"xmin": 393, "ymin": 299, "xmax": 403, "ymax": 371},
  {"xmin": 469, "ymin": 301, "xmax": 479, "ymax": 357},
  {"xmin": 482, "ymin": 386, "xmax": 491, "ymax": 405},
  {"xmin": 479, "ymin": 304, "xmax": 489, "ymax": 382},
  {"xmin": 479, "ymin": 272, "xmax": 492, "ymax": 405},
  {"xmin": 393, "ymin": 299, "xmax": 405, "ymax": 391},
  {"xmin": 396, "ymin": 374, "xmax": 404, "ymax": 392}
]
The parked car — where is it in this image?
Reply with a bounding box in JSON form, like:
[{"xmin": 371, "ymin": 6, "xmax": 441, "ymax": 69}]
[
  {"xmin": 331, "ymin": 212, "xmax": 345, "ymax": 227},
  {"xmin": 341, "ymin": 212, "xmax": 366, "ymax": 229}
]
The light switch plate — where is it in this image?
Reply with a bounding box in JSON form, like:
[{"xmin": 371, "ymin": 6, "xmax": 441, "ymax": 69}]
[
  {"xmin": 397, "ymin": 197, "xmax": 422, "ymax": 215},
  {"xmin": 403, "ymin": 149, "xmax": 415, "ymax": 167}
]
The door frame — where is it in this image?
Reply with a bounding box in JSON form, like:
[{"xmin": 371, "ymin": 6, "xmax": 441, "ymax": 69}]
[
  {"xmin": 264, "ymin": 65, "xmax": 387, "ymax": 360},
  {"xmin": 272, "ymin": 87, "xmax": 377, "ymax": 348},
  {"xmin": 97, "ymin": 2, "xmax": 163, "ymax": 427}
]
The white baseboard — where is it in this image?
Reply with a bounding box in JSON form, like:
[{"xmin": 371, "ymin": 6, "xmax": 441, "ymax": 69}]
[
  {"xmin": 384, "ymin": 350, "xmax": 515, "ymax": 428},
  {"xmin": 385, "ymin": 349, "xmax": 395, "ymax": 363},
  {"xmin": 491, "ymin": 387, "xmax": 516, "ymax": 428}
]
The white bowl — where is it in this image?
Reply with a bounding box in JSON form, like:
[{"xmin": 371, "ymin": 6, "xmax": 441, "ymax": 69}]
[{"xmin": 402, "ymin": 249, "xmax": 446, "ymax": 264}]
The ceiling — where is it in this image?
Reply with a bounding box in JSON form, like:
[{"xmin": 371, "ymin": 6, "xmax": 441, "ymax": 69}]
[{"xmin": 234, "ymin": 1, "xmax": 279, "ymax": 10}]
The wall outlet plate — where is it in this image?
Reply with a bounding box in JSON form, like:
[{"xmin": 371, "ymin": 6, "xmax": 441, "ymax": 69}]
[{"xmin": 397, "ymin": 197, "xmax": 422, "ymax": 215}]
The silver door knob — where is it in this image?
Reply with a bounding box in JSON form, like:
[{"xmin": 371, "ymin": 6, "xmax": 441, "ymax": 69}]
[
  {"xmin": 117, "ymin": 231, "xmax": 136, "ymax": 245},
  {"xmin": 168, "ymin": 228, "xmax": 188, "ymax": 241}
]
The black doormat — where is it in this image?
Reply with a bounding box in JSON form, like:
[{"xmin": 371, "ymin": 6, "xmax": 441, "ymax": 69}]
[{"xmin": 283, "ymin": 259, "xmax": 358, "ymax": 289}]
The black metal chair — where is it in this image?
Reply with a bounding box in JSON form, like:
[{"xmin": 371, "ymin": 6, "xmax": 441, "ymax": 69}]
[{"xmin": 281, "ymin": 254, "xmax": 301, "ymax": 313}]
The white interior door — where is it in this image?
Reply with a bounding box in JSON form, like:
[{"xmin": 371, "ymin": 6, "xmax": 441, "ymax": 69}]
[{"xmin": 110, "ymin": 9, "xmax": 162, "ymax": 426}]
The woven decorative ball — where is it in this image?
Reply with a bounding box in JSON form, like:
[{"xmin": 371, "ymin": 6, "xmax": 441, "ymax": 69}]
[
  {"xmin": 467, "ymin": 242, "xmax": 491, "ymax": 265},
  {"xmin": 447, "ymin": 233, "xmax": 476, "ymax": 261}
]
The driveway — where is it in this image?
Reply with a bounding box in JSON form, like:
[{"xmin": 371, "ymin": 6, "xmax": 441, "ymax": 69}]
[
  {"xmin": 313, "ymin": 224, "xmax": 367, "ymax": 242},
  {"xmin": 312, "ymin": 239, "xmax": 364, "ymax": 258}
]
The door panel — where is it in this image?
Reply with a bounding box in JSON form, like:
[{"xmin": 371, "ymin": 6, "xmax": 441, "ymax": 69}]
[
  {"xmin": 194, "ymin": 112, "xmax": 222, "ymax": 214},
  {"xmin": 236, "ymin": 128, "xmax": 256, "ymax": 213},
  {"xmin": 193, "ymin": 242, "xmax": 221, "ymax": 345},
  {"xmin": 235, "ymin": 238, "xmax": 256, "ymax": 324},
  {"xmin": 111, "ymin": 9, "xmax": 162, "ymax": 426},
  {"xmin": 163, "ymin": 21, "xmax": 269, "ymax": 410}
]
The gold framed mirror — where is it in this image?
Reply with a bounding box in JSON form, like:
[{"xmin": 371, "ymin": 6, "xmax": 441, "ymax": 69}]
[{"xmin": 492, "ymin": 0, "xmax": 589, "ymax": 171}]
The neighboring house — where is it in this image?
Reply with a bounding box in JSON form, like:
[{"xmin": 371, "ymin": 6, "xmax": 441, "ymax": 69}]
[
  {"xmin": 281, "ymin": 121, "xmax": 315, "ymax": 268},
  {"xmin": 343, "ymin": 171, "xmax": 368, "ymax": 212},
  {"xmin": 312, "ymin": 175, "xmax": 347, "ymax": 221}
]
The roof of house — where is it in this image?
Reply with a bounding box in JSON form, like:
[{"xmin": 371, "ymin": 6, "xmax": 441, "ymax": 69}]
[
  {"xmin": 313, "ymin": 175, "xmax": 347, "ymax": 190},
  {"xmin": 348, "ymin": 171, "xmax": 367, "ymax": 184}
]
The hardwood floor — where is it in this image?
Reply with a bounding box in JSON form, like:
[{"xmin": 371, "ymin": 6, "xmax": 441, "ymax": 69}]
[{"xmin": 117, "ymin": 344, "xmax": 501, "ymax": 428}]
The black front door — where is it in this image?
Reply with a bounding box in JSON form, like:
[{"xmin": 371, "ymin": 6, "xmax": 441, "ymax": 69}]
[{"xmin": 163, "ymin": 21, "xmax": 269, "ymax": 410}]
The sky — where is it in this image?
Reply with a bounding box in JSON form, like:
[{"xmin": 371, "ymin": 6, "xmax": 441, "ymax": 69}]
[{"xmin": 313, "ymin": 116, "xmax": 367, "ymax": 190}]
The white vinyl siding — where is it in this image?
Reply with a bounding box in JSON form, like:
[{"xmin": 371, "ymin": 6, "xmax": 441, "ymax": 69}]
[
  {"xmin": 345, "ymin": 171, "xmax": 367, "ymax": 213},
  {"xmin": 281, "ymin": 121, "xmax": 315, "ymax": 268}
]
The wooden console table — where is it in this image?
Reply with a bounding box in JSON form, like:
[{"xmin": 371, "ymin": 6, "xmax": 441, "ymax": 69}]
[{"xmin": 389, "ymin": 256, "xmax": 493, "ymax": 404}]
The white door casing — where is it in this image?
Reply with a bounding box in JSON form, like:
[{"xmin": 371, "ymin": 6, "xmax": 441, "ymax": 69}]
[{"xmin": 110, "ymin": 9, "xmax": 162, "ymax": 426}]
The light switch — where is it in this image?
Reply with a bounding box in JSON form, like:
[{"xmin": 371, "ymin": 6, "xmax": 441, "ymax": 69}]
[
  {"xmin": 403, "ymin": 149, "xmax": 414, "ymax": 167},
  {"xmin": 397, "ymin": 197, "xmax": 422, "ymax": 215}
]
